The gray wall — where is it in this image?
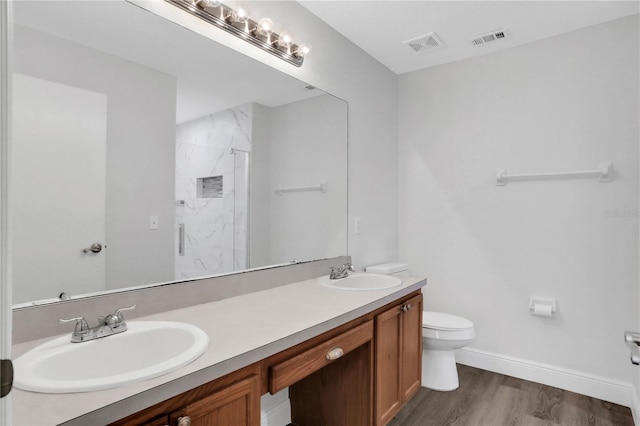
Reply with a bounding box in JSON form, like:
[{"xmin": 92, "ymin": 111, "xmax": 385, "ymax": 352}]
[
  {"xmin": 249, "ymin": 103, "xmax": 273, "ymax": 268},
  {"xmin": 249, "ymin": 95, "xmax": 348, "ymax": 266},
  {"xmin": 14, "ymin": 25, "xmax": 177, "ymax": 292},
  {"xmin": 398, "ymin": 15, "xmax": 639, "ymax": 404},
  {"xmin": 268, "ymin": 94, "xmax": 348, "ymax": 264}
]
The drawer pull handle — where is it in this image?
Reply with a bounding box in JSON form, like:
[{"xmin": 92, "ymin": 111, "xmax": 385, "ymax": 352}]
[
  {"xmin": 176, "ymin": 416, "xmax": 191, "ymax": 426},
  {"xmin": 326, "ymin": 346, "xmax": 344, "ymax": 361}
]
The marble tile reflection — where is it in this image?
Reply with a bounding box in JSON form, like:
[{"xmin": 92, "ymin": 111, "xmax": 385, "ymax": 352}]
[{"xmin": 175, "ymin": 104, "xmax": 251, "ymax": 278}]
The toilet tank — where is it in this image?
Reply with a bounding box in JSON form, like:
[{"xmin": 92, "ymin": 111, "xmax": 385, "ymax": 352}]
[{"xmin": 365, "ymin": 262, "xmax": 409, "ymax": 276}]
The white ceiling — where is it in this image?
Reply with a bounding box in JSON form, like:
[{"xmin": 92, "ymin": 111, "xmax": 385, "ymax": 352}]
[{"xmin": 299, "ymin": 1, "xmax": 640, "ymax": 75}]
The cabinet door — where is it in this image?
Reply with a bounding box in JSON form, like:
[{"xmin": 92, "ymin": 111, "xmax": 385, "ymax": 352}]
[
  {"xmin": 375, "ymin": 293, "xmax": 423, "ymax": 426},
  {"xmin": 375, "ymin": 304, "xmax": 403, "ymax": 426},
  {"xmin": 169, "ymin": 375, "xmax": 259, "ymax": 426},
  {"xmin": 400, "ymin": 294, "xmax": 422, "ymax": 402}
]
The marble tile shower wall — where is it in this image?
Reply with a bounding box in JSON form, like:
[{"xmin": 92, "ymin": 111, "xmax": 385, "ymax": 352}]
[{"xmin": 175, "ymin": 104, "xmax": 252, "ymax": 279}]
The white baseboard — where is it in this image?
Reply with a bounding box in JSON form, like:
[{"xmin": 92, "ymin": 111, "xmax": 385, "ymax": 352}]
[
  {"xmin": 631, "ymin": 385, "xmax": 640, "ymax": 426},
  {"xmin": 456, "ymin": 346, "xmax": 638, "ymax": 423},
  {"xmin": 260, "ymin": 398, "xmax": 291, "ymax": 426}
]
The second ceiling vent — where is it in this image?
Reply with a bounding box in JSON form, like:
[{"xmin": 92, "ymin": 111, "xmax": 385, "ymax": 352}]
[
  {"xmin": 471, "ymin": 29, "xmax": 509, "ymax": 46},
  {"xmin": 403, "ymin": 32, "xmax": 445, "ymax": 53}
]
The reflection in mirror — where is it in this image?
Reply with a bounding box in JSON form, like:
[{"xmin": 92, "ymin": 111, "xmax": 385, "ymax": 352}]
[{"xmin": 10, "ymin": 1, "xmax": 348, "ymax": 306}]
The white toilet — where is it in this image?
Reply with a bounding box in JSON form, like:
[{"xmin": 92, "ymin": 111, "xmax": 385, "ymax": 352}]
[
  {"xmin": 421, "ymin": 312, "xmax": 474, "ymax": 391},
  {"xmin": 365, "ymin": 262, "xmax": 475, "ymax": 392}
]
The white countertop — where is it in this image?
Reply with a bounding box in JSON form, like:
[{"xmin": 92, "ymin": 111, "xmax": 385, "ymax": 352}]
[{"xmin": 11, "ymin": 274, "xmax": 427, "ymax": 425}]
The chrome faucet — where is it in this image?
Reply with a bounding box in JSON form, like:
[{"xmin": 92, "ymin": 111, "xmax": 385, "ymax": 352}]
[
  {"xmin": 329, "ymin": 263, "xmax": 355, "ymax": 279},
  {"xmin": 59, "ymin": 305, "xmax": 136, "ymax": 343}
]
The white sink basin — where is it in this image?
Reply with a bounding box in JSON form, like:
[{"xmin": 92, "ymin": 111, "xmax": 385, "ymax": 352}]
[
  {"xmin": 319, "ymin": 272, "xmax": 402, "ymax": 291},
  {"xmin": 14, "ymin": 321, "xmax": 209, "ymax": 393}
]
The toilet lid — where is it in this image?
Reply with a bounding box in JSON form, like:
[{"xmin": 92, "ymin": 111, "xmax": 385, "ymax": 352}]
[{"xmin": 422, "ymin": 312, "xmax": 473, "ymax": 331}]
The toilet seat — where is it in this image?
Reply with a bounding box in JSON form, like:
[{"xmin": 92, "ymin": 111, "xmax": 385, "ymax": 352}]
[
  {"xmin": 422, "ymin": 312, "xmax": 473, "ymax": 331},
  {"xmin": 422, "ymin": 326, "xmax": 475, "ymax": 341}
]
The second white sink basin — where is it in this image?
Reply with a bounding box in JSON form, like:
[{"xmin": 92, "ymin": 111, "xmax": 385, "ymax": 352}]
[
  {"xmin": 14, "ymin": 321, "xmax": 209, "ymax": 393},
  {"xmin": 319, "ymin": 272, "xmax": 402, "ymax": 291}
]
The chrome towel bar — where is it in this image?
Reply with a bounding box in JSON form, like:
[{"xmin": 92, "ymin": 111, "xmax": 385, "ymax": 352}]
[
  {"xmin": 624, "ymin": 331, "xmax": 640, "ymax": 365},
  {"xmin": 274, "ymin": 180, "xmax": 327, "ymax": 195},
  {"xmin": 496, "ymin": 162, "xmax": 613, "ymax": 186}
]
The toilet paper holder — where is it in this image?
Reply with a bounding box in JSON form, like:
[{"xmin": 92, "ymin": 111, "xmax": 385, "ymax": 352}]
[{"xmin": 529, "ymin": 297, "xmax": 557, "ymax": 317}]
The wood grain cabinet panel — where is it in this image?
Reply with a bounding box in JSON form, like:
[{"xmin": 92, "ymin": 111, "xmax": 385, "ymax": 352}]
[
  {"xmin": 169, "ymin": 375, "xmax": 259, "ymax": 426},
  {"xmin": 375, "ymin": 293, "xmax": 423, "ymax": 426},
  {"xmin": 290, "ymin": 343, "xmax": 373, "ymax": 426},
  {"xmin": 109, "ymin": 364, "xmax": 261, "ymax": 426},
  {"xmin": 270, "ymin": 320, "xmax": 374, "ymax": 394}
]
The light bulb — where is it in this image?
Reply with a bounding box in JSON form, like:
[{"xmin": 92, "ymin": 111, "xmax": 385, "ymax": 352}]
[
  {"xmin": 277, "ymin": 29, "xmax": 294, "ymax": 48},
  {"xmin": 196, "ymin": 0, "xmax": 220, "ymax": 9},
  {"xmin": 295, "ymin": 42, "xmax": 312, "ymax": 58},
  {"xmin": 231, "ymin": 4, "xmax": 250, "ymax": 23},
  {"xmin": 257, "ymin": 17, "xmax": 275, "ymax": 36}
]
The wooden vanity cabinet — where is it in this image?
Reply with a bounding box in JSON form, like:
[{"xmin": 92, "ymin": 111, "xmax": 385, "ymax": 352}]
[
  {"xmin": 277, "ymin": 321, "xmax": 375, "ymax": 426},
  {"xmin": 375, "ymin": 293, "xmax": 423, "ymax": 426},
  {"xmin": 168, "ymin": 375, "xmax": 260, "ymax": 426},
  {"xmin": 110, "ymin": 291, "xmax": 423, "ymax": 426},
  {"xmin": 109, "ymin": 364, "xmax": 261, "ymax": 426}
]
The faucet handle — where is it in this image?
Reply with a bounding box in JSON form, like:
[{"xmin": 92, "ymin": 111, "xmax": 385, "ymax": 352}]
[
  {"xmin": 112, "ymin": 304, "xmax": 136, "ymax": 325},
  {"xmin": 99, "ymin": 304, "xmax": 136, "ymax": 328},
  {"xmin": 329, "ymin": 266, "xmax": 340, "ymax": 279},
  {"xmin": 58, "ymin": 317, "xmax": 90, "ymax": 334},
  {"xmin": 114, "ymin": 304, "xmax": 136, "ymax": 317}
]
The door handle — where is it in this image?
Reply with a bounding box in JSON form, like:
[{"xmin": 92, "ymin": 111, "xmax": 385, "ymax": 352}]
[
  {"xmin": 82, "ymin": 242, "xmax": 102, "ymax": 254},
  {"xmin": 1, "ymin": 359, "xmax": 13, "ymax": 398},
  {"xmin": 624, "ymin": 331, "xmax": 640, "ymax": 365}
]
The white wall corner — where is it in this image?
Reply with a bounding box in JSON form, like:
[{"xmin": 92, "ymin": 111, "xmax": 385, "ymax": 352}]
[{"xmin": 456, "ymin": 347, "xmax": 637, "ymax": 415}]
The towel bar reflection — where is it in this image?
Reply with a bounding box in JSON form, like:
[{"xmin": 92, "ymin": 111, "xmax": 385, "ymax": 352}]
[
  {"xmin": 496, "ymin": 162, "xmax": 613, "ymax": 186},
  {"xmin": 275, "ymin": 180, "xmax": 327, "ymax": 195}
]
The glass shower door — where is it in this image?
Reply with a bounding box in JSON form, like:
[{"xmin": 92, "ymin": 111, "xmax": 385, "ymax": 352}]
[{"xmin": 231, "ymin": 148, "xmax": 250, "ymax": 271}]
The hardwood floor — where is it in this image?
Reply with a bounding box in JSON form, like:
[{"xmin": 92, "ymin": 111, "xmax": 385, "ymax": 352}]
[{"xmin": 387, "ymin": 365, "xmax": 634, "ymax": 426}]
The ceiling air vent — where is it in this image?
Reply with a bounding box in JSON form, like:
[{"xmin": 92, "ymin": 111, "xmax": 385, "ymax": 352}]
[
  {"xmin": 471, "ymin": 29, "xmax": 508, "ymax": 46},
  {"xmin": 402, "ymin": 32, "xmax": 444, "ymax": 53}
]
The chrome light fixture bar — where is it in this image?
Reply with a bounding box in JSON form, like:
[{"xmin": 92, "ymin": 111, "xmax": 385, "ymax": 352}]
[{"xmin": 165, "ymin": 0, "xmax": 311, "ymax": 67}]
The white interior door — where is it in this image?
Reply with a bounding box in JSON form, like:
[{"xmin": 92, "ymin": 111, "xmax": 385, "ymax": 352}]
[{"xmin": 11, "ymin": 73, "xmax": 107, "ymax": 303}]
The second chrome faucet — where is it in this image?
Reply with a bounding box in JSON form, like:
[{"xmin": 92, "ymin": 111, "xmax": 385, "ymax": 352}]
[{"xmin": 329, "ymin": 263, "xmax": 355, "ymax": 279}]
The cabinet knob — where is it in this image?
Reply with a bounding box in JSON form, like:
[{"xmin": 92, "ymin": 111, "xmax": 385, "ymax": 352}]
[
  {"xmin": 176, "ymin": 416, "xmax": 192, "ymax": 426},
  {"xmin": 326, "ymin": 346, "xmax": 344, "ymax": 361},
  {"xmin": 400, "ymin": 303, "xmax": 412, "ymax": 312}
]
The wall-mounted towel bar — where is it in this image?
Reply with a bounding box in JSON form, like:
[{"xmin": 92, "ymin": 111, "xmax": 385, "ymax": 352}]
[
  {"xmin": 624, "ymin": 331, "xmax": 640, "ymax": 365},
  {"xmin": 275, "ymin": 180, "xmax": 327, "ymax": 195},
  {"xmin": 496, "ymin": 162, "xmax": 613, "ymax": 186}
]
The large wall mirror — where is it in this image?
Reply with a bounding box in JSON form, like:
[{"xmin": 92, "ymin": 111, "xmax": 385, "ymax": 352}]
[{"xmin": 10, "ymin": 1, "xmax": 348, "ymax": 306}]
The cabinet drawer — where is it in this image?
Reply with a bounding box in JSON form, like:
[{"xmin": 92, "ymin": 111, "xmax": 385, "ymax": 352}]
[{"xmin": 269, "ymin": 320, "xmax": 373, "ymax": 393}]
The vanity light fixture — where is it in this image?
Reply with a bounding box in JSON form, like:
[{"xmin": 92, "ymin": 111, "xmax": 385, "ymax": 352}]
[{"xmin": 166, "ymin": 0, "xmax": 311, "ymax": 67}]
